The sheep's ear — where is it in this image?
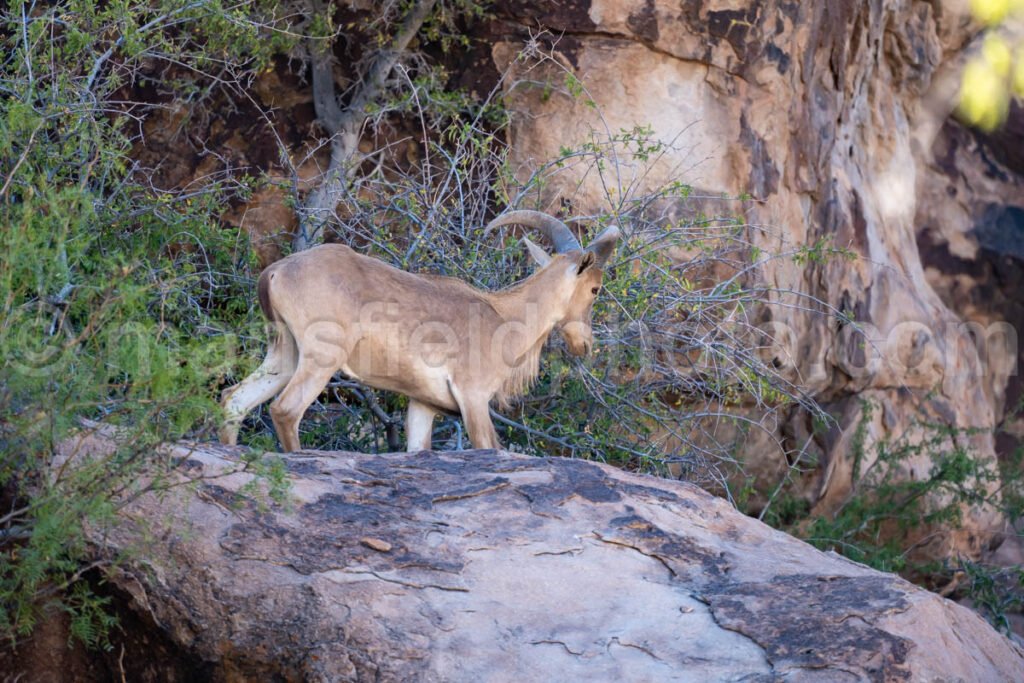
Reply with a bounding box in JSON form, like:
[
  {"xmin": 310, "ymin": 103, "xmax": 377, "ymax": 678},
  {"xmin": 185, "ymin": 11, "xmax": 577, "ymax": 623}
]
[
  {"xmin": 576, "ymin": 251, "xmax": 596, "ymax": 275},
  {"xmin": 521, "ymin": 236, "xmax": 552, "ymax": 267},
  {"xmin": 585, "ymin": 225, "xmax": 621, "ymax": 268}
]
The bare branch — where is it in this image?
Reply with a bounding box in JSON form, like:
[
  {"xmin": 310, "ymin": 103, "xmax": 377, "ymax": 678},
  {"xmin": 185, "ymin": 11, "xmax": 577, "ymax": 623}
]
[{"xmin": 295, "ymin": 0, "xmax": 438, "ymax": 251}]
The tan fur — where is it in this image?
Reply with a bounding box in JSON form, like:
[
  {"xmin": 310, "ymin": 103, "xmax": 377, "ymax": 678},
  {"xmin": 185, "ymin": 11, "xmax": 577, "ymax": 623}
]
[
  {"xmin": 496, "ymin": 335, "xmax": 545, "ymax": 411},
  {"xmin": 257, "ymin": 268, "xmax": 275, "ymax": 322},
  {"xmin": 219, "ymin": 216, "xmax": 619, "ymax": 452}
]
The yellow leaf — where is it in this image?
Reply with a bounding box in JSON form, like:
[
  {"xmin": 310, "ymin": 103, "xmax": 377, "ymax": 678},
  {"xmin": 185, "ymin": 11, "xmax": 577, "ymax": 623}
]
[
  {"xmin": 982, "ymin": 34, "xmax": 1012, "ymax": 76},
  {"xmin": 971, "ymin": 0, "xmax": 1013, "ymax": 25},
  {"xmin": 1015, "ymin": 49, "xmax": 1024, "ymax": 97},
  {"xmin": 959, "ymin": 58, "xmax": 1010, "ymax": 131}
]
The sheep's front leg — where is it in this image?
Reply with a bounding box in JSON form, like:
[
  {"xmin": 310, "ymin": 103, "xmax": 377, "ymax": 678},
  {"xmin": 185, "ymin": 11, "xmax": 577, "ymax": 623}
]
[
  {"xmin": 448, "ymin": 382, "xmax": 500, "ymax": 450},
  {"xmin": 406, "ymin": 400, "xmax": 437, "ymax": 452}
]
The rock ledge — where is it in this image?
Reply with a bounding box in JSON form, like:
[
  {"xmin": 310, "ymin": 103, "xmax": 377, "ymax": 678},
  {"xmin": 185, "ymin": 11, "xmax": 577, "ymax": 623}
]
[{"xmin": 95, "ymin": 443, "xmax": 1024, "ymax": 682}]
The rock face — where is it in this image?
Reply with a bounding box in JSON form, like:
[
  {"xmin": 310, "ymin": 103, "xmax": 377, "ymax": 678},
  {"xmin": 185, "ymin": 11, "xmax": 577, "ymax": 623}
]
[
  {"xmin": 916, "ymin": 104, "xmax": 1024, "ymax": 456},
  {"xmin": 477, "ymin": 0, "xmax": 1024, "ymax": 560},
  {"xmin": 63, "ymin": 441, "xmax": 1024, "ymax": 682}
]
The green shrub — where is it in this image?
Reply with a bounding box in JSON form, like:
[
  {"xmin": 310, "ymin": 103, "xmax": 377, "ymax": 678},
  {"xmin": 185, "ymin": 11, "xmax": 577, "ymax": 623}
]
[
  {"xmin": 759, "ymin": 398, "xmax": 1024, "ymax": 632},
  {"xmin": 0, "ymin": 0, "xmax": 284, "ymax": 647}
]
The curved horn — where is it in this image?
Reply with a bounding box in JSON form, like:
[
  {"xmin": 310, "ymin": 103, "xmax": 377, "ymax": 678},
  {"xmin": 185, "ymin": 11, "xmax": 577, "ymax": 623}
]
[
  {"xmin": 483, "ymin": 210, "xmax": 582, "ymax": 254},
  {"xmin": 584, "ymin": 225, "xmax": 621, "ymax": 269}
]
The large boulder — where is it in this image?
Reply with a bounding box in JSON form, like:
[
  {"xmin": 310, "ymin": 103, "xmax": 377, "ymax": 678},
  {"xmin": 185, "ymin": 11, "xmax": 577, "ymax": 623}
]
[
  {"xmin": 43, "ymin": 439, "xmax": 1024, "ymax": 682},
  {"xmin": 478, "ymin": 0, "xmax": 1021, "ymax": 561}
]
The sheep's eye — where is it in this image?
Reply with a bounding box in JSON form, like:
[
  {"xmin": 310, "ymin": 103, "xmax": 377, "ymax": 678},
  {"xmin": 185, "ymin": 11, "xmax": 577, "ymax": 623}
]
[{"xmin": 591, "ymin": 287, "xmax": 600, "ymax": 295}]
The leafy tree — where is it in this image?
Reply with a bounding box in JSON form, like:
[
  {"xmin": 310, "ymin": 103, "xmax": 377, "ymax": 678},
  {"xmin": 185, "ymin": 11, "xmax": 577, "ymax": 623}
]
[
  {"xmin": 0, "ymin": 0, "xmax": 492, "ymax": 647},
  {"xmin": 0, "ymin": 0, "xmax": 296, "ymax": 647}
]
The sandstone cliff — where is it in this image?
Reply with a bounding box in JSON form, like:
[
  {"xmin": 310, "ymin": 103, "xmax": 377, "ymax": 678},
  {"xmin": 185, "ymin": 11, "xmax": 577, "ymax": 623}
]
[{"xmin": 476, "ymin": 0, "xmax": 1024, "ymax": 562}]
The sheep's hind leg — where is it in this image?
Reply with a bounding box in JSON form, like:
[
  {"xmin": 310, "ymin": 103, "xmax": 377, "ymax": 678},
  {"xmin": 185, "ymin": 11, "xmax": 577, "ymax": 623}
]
[
  {"xmin": 219, "ymin": 324, "xmax": 297, "ymax": 445},
  {"xmin": 269, "ymin": 355, "xmax": 336, "ymax": 453}
]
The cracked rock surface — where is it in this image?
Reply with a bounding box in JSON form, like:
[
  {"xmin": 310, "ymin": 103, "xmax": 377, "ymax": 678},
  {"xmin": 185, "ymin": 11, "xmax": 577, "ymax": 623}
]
[{"xmin": 86, "ymin": 442, "xmax": 1023, "ymax": 682}]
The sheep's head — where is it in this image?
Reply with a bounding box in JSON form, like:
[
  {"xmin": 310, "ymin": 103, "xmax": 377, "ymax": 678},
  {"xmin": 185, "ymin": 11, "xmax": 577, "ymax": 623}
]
[{"xmin": 488, "ymin": 211, "xmax": 620, "ymax": 357}]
